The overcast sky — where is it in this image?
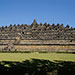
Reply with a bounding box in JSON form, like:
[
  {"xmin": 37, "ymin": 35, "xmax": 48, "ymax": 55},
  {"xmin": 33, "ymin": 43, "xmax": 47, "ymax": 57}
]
[{"xmin": 0, "ymin": 0, "xmax": 75, "ymax": 27}]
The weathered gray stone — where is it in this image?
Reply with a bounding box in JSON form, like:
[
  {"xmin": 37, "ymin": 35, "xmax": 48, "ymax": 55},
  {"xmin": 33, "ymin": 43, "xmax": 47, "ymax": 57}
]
[{"xmin": 0, "ymin": 19, "xmax": 75, "ymax": 51}]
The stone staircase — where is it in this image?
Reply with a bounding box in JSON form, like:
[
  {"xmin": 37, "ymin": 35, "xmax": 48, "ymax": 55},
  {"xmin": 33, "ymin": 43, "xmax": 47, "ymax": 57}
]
[{"xmin": 2, "ymin": 36, "xmax": 21, "ymax": 51}]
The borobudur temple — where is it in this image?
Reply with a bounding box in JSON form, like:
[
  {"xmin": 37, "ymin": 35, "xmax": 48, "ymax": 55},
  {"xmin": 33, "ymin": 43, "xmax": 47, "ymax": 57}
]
[{"xmin": 0, "ymin": 19, "xmax": 75, "ymax": 52}]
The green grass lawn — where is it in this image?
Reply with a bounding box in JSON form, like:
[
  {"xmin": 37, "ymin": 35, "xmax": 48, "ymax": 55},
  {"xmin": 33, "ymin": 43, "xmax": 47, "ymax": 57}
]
[{"xmin": 0, "ymin": 53, "xmax": 75, "ymax": 62}]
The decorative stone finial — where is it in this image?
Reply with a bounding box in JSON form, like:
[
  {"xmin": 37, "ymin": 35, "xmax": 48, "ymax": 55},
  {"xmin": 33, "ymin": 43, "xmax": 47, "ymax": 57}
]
[{"xmin": 32, "ymin": 19, "xmax": 37, "ymax": 25}]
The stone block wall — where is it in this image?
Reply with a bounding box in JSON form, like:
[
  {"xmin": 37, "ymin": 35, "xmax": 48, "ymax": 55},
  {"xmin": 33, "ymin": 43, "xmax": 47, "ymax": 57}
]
[
  {"xmin": 14, "ymin": 45, "xmax": 75, "ymax": 52},
  {"xmin": 0, "ymin": 19, "xmax": 75, "ymax": 52},
  {"xmin": 0, "ymin": 39, "xmax": 75, "ymax": 52},
  {"xmin": 19, "ymin": 40, "xmax": 75, "ymax": 45}
]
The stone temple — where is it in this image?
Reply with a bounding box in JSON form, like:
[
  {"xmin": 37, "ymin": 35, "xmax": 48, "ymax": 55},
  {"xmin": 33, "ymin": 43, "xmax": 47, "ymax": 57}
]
[{"xmin": 0, "ymin": 19, "xmax": 75, "ymax": 52}]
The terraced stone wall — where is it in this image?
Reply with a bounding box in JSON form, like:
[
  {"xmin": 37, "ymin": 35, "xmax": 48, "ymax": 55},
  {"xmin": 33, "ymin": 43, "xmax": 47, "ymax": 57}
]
[
  {"xmin": 14, "ymin": 45, "xmax": 75, "ymax": 52},
  {"xmin": 0, "ymin": 39, "xmax": 75, "ymax": 52}
]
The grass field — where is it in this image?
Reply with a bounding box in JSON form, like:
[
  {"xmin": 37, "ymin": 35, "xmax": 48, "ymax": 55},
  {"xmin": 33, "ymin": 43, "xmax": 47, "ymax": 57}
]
[{"xmin": 0, "ymin": 53, "xmax": 75, "ymax": 62}]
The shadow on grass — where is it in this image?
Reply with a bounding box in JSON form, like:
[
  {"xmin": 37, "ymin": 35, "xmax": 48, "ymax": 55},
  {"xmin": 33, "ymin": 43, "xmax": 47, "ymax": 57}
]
[{"xmin": 0, "ymin": 59, "xmax": 75, "ymax": 75}]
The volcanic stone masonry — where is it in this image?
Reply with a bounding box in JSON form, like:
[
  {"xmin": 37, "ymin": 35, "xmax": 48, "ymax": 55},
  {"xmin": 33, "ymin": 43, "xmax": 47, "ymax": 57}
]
[{"xmin": 0, "ymin": 19, "xmax": 75, "ymax": 52}]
